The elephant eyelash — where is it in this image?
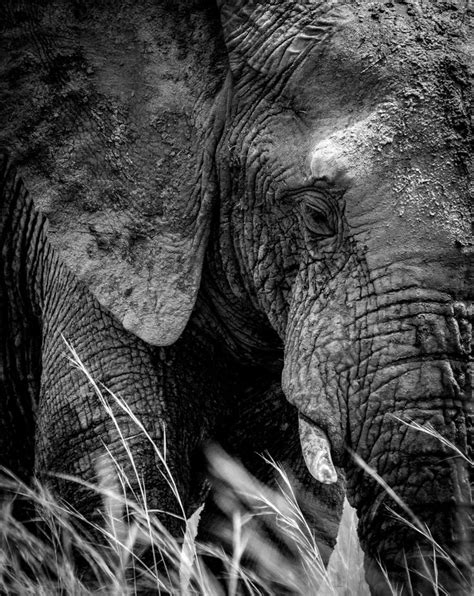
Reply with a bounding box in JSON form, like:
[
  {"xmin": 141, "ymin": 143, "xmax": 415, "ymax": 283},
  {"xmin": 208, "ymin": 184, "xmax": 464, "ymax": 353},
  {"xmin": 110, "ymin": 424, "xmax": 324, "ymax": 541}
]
[
  {"xmin": 302, "ymin": 195, "xmax": 338, "ymax": 239},
  {"xmin": 285, "ymin": 185, "xmax": 341, "ymax": 240}
]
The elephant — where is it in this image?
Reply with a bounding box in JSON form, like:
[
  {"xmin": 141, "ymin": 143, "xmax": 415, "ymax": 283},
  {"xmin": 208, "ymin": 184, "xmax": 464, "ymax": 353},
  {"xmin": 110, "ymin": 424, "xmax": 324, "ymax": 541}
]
[{"xmin": 0, "ymin": 0, "xmax": 472, "ymax": 594}]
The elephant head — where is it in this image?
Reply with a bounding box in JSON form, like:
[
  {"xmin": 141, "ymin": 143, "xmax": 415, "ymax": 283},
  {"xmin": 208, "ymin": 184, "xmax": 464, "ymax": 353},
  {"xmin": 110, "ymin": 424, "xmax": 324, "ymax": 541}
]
[
  {"xmin": 210, "ymin": 2, "xmax": 472, "ymax": 593},
  {"xmin": 0, "ymin": 1, "xmax": 472, "ymax": 594}
]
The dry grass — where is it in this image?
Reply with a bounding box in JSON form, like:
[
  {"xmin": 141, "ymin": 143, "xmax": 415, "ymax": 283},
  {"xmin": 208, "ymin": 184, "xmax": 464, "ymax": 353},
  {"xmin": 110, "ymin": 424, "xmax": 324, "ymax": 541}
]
[
  {"xmin": 0, "ymin": 341, "xmax": 470, "ymax": 595},
  {"xmin": 0, "ymin": 455, "xmax": 366, "ymax": 595}
]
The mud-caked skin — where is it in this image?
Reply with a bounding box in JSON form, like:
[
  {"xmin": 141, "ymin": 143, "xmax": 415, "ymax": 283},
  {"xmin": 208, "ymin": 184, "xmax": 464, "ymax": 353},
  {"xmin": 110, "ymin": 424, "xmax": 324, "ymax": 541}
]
[{"xmin": 0, "ymin": 1, "xmax": 472, "ymax": 594}]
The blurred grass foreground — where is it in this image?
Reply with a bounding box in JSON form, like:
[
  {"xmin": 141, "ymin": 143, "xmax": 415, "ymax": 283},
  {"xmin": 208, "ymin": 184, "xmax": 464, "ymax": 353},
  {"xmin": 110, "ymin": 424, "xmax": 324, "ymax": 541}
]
[
  {"xmin": 0, "ymin": 453, "xmax": 367, "ymax": 595},
  {"xmin": 0, "ymin": 452, "xmax": 367, "ymax": 596},
  {"xmin": 1, "ymin": 342, "xmax": 469, "ymax": 595}
]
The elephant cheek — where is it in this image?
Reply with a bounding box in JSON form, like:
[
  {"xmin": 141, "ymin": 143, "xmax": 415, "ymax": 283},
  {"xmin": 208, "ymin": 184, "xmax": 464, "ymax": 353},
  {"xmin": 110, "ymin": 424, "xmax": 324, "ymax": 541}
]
[{"xmin": 298, "ymin": 416, "xmax": 338, "ymax": 484}]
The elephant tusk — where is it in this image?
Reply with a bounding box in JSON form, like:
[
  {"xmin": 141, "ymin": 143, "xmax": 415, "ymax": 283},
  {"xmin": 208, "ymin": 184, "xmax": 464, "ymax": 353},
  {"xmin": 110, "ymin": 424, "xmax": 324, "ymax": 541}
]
[{"xmin": 298, "ymin": 416, "xmax": 338, "ymax": 484}]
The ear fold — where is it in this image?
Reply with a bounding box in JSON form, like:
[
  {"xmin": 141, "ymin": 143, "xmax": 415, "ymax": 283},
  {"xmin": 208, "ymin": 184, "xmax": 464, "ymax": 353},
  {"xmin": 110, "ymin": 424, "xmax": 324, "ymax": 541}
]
[{"xmin": 0, "ymin": 1, "xmax": 227, "ymax": 345}]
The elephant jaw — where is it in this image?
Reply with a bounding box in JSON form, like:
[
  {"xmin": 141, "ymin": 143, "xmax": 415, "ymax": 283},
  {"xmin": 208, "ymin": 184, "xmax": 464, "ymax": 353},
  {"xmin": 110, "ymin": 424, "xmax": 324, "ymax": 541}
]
[{"xmin": 298, "ymin": 416, "xmax": 337, "ymax": 484}]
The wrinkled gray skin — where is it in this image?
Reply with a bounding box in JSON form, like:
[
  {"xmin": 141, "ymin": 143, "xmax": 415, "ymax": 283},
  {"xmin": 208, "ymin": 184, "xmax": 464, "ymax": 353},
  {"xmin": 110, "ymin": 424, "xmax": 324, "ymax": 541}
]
[{"xmin": 0, "ymin": 1, "xmax": 472, "ymax": 594}]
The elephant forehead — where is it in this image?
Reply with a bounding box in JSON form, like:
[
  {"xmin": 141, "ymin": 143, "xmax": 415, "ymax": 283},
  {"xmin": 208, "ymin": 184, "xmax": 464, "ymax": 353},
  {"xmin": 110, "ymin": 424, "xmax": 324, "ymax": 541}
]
[
  {"xmin": 308, "ymin": 108, "xmax": 395, "ymax": 182},
  {"xmin": 281, "ymin": 2, "xmax": 470, "ymax": 125},
  {"xmin": 308, "ymin": 101, "xmax": 472, "ymax": 248},
  {"xmin": 237, "ymin": 106, "xmax": 392, "ymax": 189},
  {"xmin": 220, "ymin": 1, "xmax": 351, "ymax": 77}
]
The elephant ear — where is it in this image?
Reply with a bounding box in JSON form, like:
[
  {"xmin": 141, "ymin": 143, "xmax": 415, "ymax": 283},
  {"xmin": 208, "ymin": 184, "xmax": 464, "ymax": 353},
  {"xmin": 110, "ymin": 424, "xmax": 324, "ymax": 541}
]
[{"xmin": 0, "ymin": 1, "xmax": 227, "ymax": 345}]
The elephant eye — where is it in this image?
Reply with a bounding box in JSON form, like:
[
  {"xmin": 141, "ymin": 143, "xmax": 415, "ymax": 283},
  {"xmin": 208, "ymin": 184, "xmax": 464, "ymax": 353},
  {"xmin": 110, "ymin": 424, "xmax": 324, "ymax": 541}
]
[{"xmin": 302, "ymin": 195, "xmax": 338, "ymax": 239}]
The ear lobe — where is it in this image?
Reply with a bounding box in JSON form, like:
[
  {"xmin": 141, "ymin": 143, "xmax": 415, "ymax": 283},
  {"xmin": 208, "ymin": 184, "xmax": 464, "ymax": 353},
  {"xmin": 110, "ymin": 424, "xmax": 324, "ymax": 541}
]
[{"xmin": 0, "ymin": 1, "xmax": 228, "ymax": 345}]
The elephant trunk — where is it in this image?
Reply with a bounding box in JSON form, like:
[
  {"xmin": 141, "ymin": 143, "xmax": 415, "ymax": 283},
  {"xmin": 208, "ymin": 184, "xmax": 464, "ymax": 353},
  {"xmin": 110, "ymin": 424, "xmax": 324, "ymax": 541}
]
[
  {"xmin": 348, "ymin": 415, "xmax": 471, "ymax": 594},
  {"xmin": 349, "ymin": 431, "xmax": 471, "ymax": 594},
  {"xmin": 345, "ymin": 297, "xmax": 472, "ymax": 594},
  {"xmin": 283, "ymin": 278, "xmax": 472, "ymax": 593}
]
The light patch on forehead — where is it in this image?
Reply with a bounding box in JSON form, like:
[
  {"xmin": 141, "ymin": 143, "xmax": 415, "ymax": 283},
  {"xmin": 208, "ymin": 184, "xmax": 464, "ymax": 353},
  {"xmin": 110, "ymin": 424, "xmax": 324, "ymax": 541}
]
[
  {"xmin": 310, "ymin": 135, "xmax": 357, "ymax": 190},
  {"xmin": 310, "ymin": 137, "xmax": 349, "ymax": 180},
  {"xmin": 308, "ymin": 106, "xmax": 399, "ymax": 184}
]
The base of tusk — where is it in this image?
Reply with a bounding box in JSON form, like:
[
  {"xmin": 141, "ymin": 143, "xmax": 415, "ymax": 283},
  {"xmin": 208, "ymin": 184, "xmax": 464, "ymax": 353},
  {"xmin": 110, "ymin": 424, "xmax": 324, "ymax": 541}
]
[{"xmin": 298, "ymin": 417, "xmax": 338, "ymax": 484}]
